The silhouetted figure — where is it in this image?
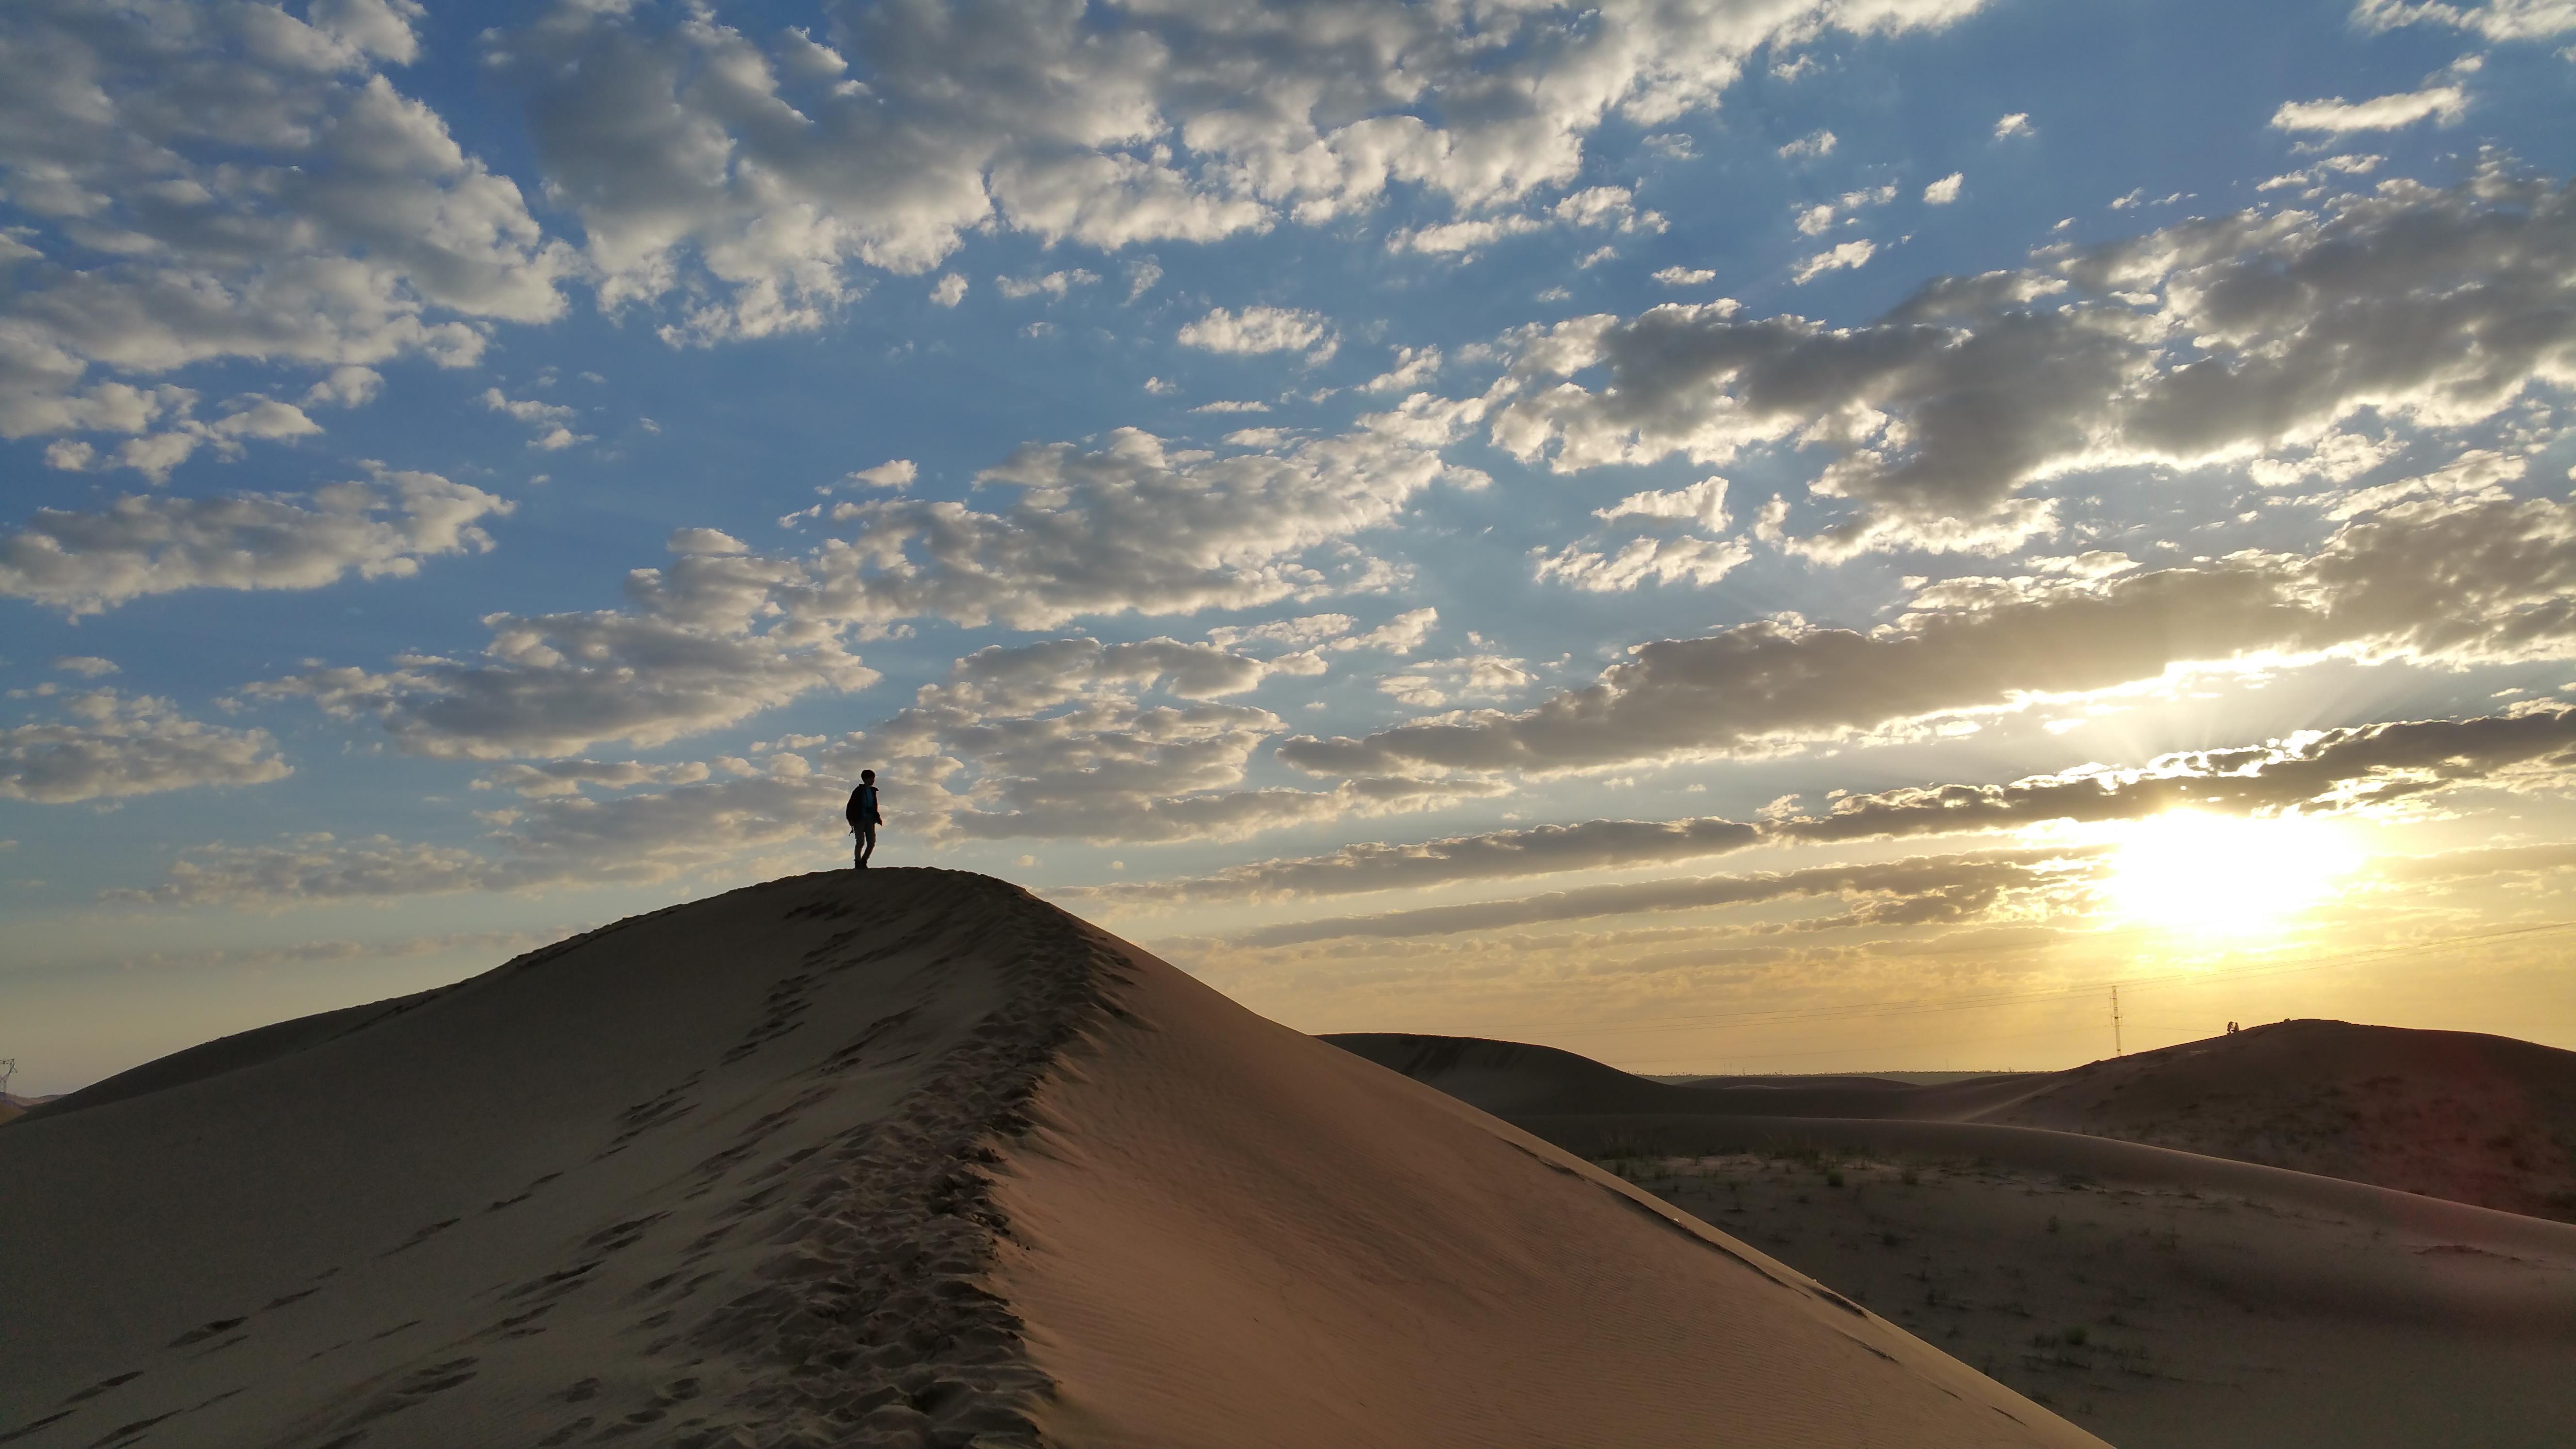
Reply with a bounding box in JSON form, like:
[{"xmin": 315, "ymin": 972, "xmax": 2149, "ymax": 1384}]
[{"xmin": 846, "ymin": 770, "xmax": 882, "ymax": 869}]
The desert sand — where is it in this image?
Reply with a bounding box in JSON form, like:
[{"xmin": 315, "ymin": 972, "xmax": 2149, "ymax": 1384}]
[
  {"xmin": 1335, "ymin": 1036, "xmax": 2576, "ymax": 1448},
  {"xmin": 0, "ymin": 869, "xmax": 2096, "ymax": 1449},
  {"xmin": 1333, "ymin": 1020, "xmax": 2576, "ymax": 1221}
]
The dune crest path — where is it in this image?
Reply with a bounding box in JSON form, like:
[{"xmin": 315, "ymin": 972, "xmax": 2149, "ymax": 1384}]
[{"xmin": 1, "ymin": 870, "xmax": 2098, "ymax": 1449}]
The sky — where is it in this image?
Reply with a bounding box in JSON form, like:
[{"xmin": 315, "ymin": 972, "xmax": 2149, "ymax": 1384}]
[{"xmin": 6, "ymin": 0, "xmax": 2576, "ymax": 1095}]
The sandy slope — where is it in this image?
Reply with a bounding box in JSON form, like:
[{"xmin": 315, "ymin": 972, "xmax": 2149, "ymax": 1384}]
[
  {"xmin": 0, "ymin": 870, "xmax": 2094, "ymax": 1449},
  {"xmin": 1605, "ymin": 1147, "xmax": 2576, "ymax": 1449},
  {"xmin": 1981, "ymin": 1019, "xmax": 2576, "ymax": 1221},
  {"xmin": 1338, "ymin": 1039, "xmax": 2576, "ymax": 1448},
  {"xmin": 1333, "ymin": 1021, "xmax": 2576, "ymax": 1220}
]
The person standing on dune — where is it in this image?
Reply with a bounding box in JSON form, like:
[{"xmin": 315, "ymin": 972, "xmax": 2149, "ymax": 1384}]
[{"xmin": 846, "ymin": 770, "xmax": 882, "ymax": 869}]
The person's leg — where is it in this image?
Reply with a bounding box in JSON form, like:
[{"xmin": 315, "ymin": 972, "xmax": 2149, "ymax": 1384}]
[{"xmin": 857, "ymin": 823, "xmax": 876, "ymax": 867}]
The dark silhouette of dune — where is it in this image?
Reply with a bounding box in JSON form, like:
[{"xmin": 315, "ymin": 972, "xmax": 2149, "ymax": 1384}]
[
  {"xmin": 1329, "ymin": 1032, "xmax": 2051, "ymax": 1119},
  {"xmin": 0, "ymin": 870, "xmax": 2094, "ymax": 1449},
  {"xmin": 1329, "ymin": 1019, "xmax": 2576, "ymax": 1220}
]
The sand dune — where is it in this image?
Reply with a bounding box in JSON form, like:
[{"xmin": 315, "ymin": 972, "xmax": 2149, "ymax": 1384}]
[
  {"xmin": 0, "ymin": 870, "xmax": 2096, "ymax": 1449},
  {"xmin": 1333, "ymin": 1020, "xmax": 2576, "ymax": 1220},
  {"xmin": 1336, "ymin": 1034, "xmax": 2576, "ymax": 1448},
  {"xmin": 1981, "ymin": 1019, "xmax": 2576, "ymax": 1221}
]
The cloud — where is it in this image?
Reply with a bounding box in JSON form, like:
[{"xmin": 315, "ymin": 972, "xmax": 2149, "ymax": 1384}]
[
  {"xmin": 845, "ymin": 459, "xmax": 918, "ymax": 490},
  {"xmin": 1, "ymin": 690, "xmax": 291, "ymax": 804},
  {"xmin": 1994, "ymin": 113, "xmax": 2033, "ymax": 137},
  {"xmin": 1479, "ymin": 169, "xmax": 2576, "ymax": 559},
  {"xmin": 1363, "ymin": 345, "xmax": 1443, "ymax": 393},
  {"xmin": 263, "ymin": 419, "xmax": 1462, "ymax": 761},
  {"xmin": 481, "ymin": 388, "xmax": 592, "ymax": 450},
  {"xmin": 1074, "ymin": 705, "xmax": 2576, "ymax": 912},
  {"xmin": 930, "ymin": 274, "xmax": 969, "ymax": 307},
  {"xmin": 1531, "ymin": 534, "xmax": 1752, "ymax": 591},
  {"xmin": 1923, "ymin": 172, "xmax": 1964, "ymax": 204},
  {"xmin": 1791, "ymin": 239, "xmax": 1876, "ymax": 283},
  {"xmin": 1654, "ymin": 266, "xmax": 1718, "ymax": 286},
  {"xmin": 251, "ymin": 531, "xmax": 879, "ymax": 759},
  {"xmin": 846, "ymin": 633, "xmax": 1493, "ymax": 844},
  {"xmin": 1191, "ymin": 401, "xmax": 1271, "ymax": 414},
  {"xmin": 995, "ymin": 269, "xmax": 1100, "ymax": 300},
  {"xmin": 1280, "ymin": 493, "xmax": 2576, "ymax": 778},
  {"xmin": 1530, "ymin": 478, "xmax": 1748, "ymax": 592},
  {"xmin": 1596, "ymin": 478, "xmax": 1733, "ymax": 530},
  {"xmin": 1234, "ymin": 848, "xmax": 2089, "ymax": 945},
  {"xmin": 0, "ymin": 2, "xmax": 571, "ymax": 447},
  {"xmin": 2352, "ymin": 0, "xmax": 2576, "ymax": 40},
  {"xmin": 482, "ymin": 0, "xmax": 1984, "ymax": 338},
  {"xmin": 0, "ymin": 470, "xmax": 512, "ymax": 615},
  {"xmin": 1065, "ymin": 815, "xmax": 1764, "ymax": 909},
  {"xmin": 2270, "ymin": 85, "xmax": 2468, "ymax": 133},
  {"xmin": 802, "ymin": 422, "xmax": 1460, "ymax": 629},
  {"xmin": 51, "ymin": 657, "xmax": 118, "ymax": 678},
  {"xmin": 472, "ymin": 759, "xmax": 716, "ymax": 799},
  {"xmin": 1780, "ymin": 708, "xmax": 2576, "ymax": 844},
  {"xmin": 1779, "ymin": 130, "xmax": 1838, "ymax": 159},
  {"xmin": 1178, "ymin": 306, "xmax": 1338, "ymax": 363},
  {"xmin": 1373, "ymin": 655, "xmax": 1537, "ymax": 708},
  {"xmin": 113, "ymin": 752, "xmax": 875, "ymax": 906}
]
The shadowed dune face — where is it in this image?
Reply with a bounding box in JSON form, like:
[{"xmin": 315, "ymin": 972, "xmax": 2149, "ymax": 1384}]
[
  {"xmin": 1983, "ymin": 1020, "xmax": 2576, "ymax": 1222},
  {"xmin": 1333, "ymin": 1022, "xmax": 2576, "ymax": 1222},
  {"xmin": 0, "ymin": 870, "xmax": 2098, "ymax": 1449}
]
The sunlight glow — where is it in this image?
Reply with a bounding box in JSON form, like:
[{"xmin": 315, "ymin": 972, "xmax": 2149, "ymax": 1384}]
[{"xmin": 2106, "ymin": 812, "xmax": 2362, "ymax": 935}]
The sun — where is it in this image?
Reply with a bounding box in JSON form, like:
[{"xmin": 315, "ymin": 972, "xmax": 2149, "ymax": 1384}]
[{"xmin": 2105, "ymin": 812, "xmax": 2362, "ymax": 935}]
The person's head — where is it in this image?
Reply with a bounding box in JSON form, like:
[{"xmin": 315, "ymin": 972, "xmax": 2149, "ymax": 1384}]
[{"xmin": 861, "ymin": 769, "xmax": 875, "ymax": 783}]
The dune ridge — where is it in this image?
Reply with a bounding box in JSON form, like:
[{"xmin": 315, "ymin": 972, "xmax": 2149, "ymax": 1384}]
[
  {"xmin": 1333, "ymin": 1019, "xmax": 2576, "ymax": 1220},
  {"xmin": 0, "ymin": 870, "xmax": 2098, "ymax": 1449}
]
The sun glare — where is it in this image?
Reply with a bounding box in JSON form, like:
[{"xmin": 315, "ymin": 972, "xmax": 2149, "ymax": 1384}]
[{"xmin": 2106, "ymin": 812, "xmax": 2362, "ymax": 935}]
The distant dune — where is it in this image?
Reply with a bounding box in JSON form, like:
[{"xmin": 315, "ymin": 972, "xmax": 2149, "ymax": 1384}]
[
  {"xmin": 1983, "ymin": 1019, "xmax": 2576, "ymax": 1221},
  {"xmin": 0, "ymin": 870, "xmax": 2095, "ymax": 1449},
  {"xmin": 1332, "ymin": 1019, "xmax": 2576, "ymax": 1220},
  {"xmin": 0, "ymin": 1093, "xmax": 57, "ymax": 1126},
  {"xmin": 1333, "ymin": 1029, "xmax": 2576, "ymax": 1448}
]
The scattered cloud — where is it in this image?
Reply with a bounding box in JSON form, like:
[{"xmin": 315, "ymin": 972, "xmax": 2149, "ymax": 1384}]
[
  {"xmin": 2270, "ymin": 85, "xmax": 2468, "ymax": 133},
  {"xmin": 1994, "ymin": 112, "xmax": 2033, "ymax": 137},
  {"xmin": 845, "ymin": 460, "xmax": 918, "ymax": 490},
  {"xmin": 1654, "ymin": 266, "xmax": 1719, "ymax": 286},
  {"xmin": 1235, "ymin": 848, "xmax": 2089, "ymax": 945},
  {"xmin": 1363, "ymin": 346, "xmax": 1444, "ymax": 393},
  {"xmin": 1480, "ymin": 169, "xmax": 2576, "ymax": 559},
  {"xmin": 1177, "ymin": 306, "xmax": 1339, "ymax": 363},
  {"xmin": 0, "ymin": 470, "xmax": 512, "ymax": 615},
  {"xmin": 1791, "ymin": 239, "xmax": 1877, "ymax": 283},
  {"xmin": 1924, "ymin": 172, "xmax": 1964, "ymax": 204},
  {"xmin": 0, "ymin": 2, "xmax": 570, "ymax": 452},
  {"xmin": 485, "ymin": 0, "xmax": 1970, "ymax": 338},
  {"xmin": 803, "ymin": 422, "xmax": 1460, "ymax": 629},
  {"xmin": 995, "ymin": 269, "xmax": 1101, "ymax": 300},
  {"xmin": 250, "ymin": 530, "xmax": 879, "ymax": 760},
  {"xmin": 2352, "ymin": 0, "xmax": 2576, "ymax": 40},
  {"xmin": 1779, "ymin": 129, "xmax": 1838, "ymax": 159},
  {"xmin": 1, "ymin": 691, "xmax": 291, "ymax": 804},
  {"xmin": 1282, "ymin": 492, "xmax": 2576, "ymax": 778},
  {"xmin": 930, "ymin": 274, "xmax": 969, "ymax": 307},
  {"xmin": 481, "ymin": 388, "xmax": 591, "ymax": 450}
]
